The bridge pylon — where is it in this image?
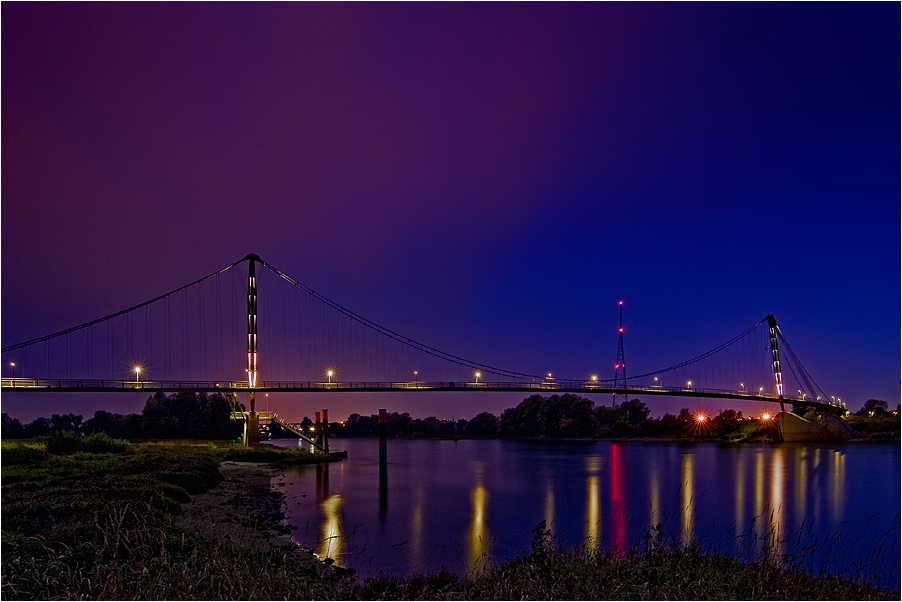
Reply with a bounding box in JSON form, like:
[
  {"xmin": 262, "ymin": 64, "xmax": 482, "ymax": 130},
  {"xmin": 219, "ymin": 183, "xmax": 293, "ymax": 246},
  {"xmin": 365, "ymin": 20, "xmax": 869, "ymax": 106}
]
[
  {"xmin": 765, "ymin": 315, "xmax": 785, "ymax": 412},
  {"xmin": 246, "ymin": 254, "xmax": 259, "ymax": 445}
]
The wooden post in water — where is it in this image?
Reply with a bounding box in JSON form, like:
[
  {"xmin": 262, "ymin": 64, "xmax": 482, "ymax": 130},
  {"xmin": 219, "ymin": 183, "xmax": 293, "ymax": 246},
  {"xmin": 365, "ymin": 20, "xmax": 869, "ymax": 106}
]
[
  {"xmin": 314, "ymin": 411, "xmax": 322, "ymax": 453},
  {"xmin": 379, "ymin": 409, "xmax": 388, "ymax": 466},
  {"xmin": 379, "ymin": 408, "xmax": 388, "ymax": 519},
  {"xmin": 322, "ymin": 409, "xmax": 329, "ymax": 454}
]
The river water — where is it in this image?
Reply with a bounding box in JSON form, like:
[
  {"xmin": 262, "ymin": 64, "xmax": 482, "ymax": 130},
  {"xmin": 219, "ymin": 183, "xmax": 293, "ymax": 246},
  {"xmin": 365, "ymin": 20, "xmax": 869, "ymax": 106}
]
[{"xmin": 269, "ymin": 438, "xmax": 899, "ymax": 586}]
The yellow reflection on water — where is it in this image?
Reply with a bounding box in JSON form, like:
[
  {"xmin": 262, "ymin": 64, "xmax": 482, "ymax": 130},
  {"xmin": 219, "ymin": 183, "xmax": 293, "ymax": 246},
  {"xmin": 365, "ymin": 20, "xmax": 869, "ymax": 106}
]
[
  {"xmin": 319, "ymin": 494, "xmax": 343, "ymax": 562},
  {"xmin": 585, "ymin": 455, "xmax": 600, "ymax": 549},
  {"xmin": 735, "ymin": 454, "xmax": 745, "ymax": 535},
  {"xmin": 681, "ymin": 453, "xmax": 694, "ymax": 543},
  {"xmin": 410, "ymin": 487, "xmax": 424, "ymax": 566},
  {"xmin": 649, "ymin": 467, "xmax": 660, "ymax": 529},
  {"xmin": 587, "ymin": 476, "xmax": 599, "ymax": 549},
  {"xmin": 795, "ymin": 447, "xmax": 807, "ymax": 527},
  {"xmin": 754, "ymin": 450, "xmax": 764, "ymax": 523},
  {"xmin": 769, "ymin": 448, "xmax": 785, "ymax": 558},
  {"xmin": 545, "ymin": 480, "xmax": 555, "ymax": 536},
  {"xmin": 830, "ymin": 450, "xmax": 845, "ymax": 522},
  {"xmin": 468, "ymin": 484, "xmax": 489, "ymax": 573}
]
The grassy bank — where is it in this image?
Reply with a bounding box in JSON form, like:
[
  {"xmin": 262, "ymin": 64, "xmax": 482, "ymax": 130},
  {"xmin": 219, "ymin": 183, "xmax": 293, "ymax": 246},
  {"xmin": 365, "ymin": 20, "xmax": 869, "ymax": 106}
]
[
  {"xmin": 1, "ymin": 437, "xmax": 340, "ymax": 599},
  {"xmin": 2, "ymin": 437, "xmax": 898, "ymax": 600}
]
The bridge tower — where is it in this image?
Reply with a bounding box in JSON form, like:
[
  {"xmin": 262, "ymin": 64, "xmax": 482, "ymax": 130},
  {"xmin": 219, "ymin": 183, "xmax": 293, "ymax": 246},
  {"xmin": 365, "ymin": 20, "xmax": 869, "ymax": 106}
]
[
  {"xmin": 613, "ymin": 301, "xmax": 628, "ymax": 407},
  {"xmin": 245, "ymin": 253, "xmax": 261, "ymax": 445},
  {"xmin": 765, "ymin": 315, "xmax": 785, "ymax": 411}
]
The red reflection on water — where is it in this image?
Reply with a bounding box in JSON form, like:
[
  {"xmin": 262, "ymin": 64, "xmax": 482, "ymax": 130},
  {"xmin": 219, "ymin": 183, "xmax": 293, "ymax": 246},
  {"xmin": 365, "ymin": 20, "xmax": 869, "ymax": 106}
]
[{"xmin": 610, "ymin": 443, "xmax": 626, "ymax": 557}]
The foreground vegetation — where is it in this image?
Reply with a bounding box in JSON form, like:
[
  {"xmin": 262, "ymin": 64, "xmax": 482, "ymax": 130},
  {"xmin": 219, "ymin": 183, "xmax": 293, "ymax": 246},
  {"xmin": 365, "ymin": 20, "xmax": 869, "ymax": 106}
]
[{"xmin": 3, "ymin": 437, "xmax": 898, "ymax": 600}]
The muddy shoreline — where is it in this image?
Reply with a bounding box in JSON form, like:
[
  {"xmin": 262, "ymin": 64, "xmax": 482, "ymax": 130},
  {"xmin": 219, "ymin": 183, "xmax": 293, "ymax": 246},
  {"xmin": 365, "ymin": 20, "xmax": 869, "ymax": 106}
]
[{"xmin": 174, "ymin": 460, "xmax": 353, "ymax": 580}]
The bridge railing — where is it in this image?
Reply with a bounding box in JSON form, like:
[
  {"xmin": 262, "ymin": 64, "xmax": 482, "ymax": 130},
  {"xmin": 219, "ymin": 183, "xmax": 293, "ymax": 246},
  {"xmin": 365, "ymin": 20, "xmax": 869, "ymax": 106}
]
[{"xmin": 0, "ymin": 377, "xmax": 842, "ymax": 407}]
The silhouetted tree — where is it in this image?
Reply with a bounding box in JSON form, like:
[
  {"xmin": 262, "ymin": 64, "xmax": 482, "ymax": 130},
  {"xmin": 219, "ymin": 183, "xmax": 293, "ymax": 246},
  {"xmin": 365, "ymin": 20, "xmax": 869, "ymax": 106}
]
[
  {"xmin": 26, "ymin": 417, "xmax": 52, "ymax": 437},
  {"xmin": 500, "ymin": 394, "xmax": 599, "ymax": 438},
  {"xmin": 141, "ymin": 392, "xmax": 240, "ymax": 439},
  {"xmin": 857, "ymin": 399, "xmax": 888, "ymax": 416},
  {"xmin": 467, "ymin": 412, "xmax": 499, "ymax": 438},
  {"xmin": 1, "ymin": 413, "xmax": 25, "ymax": 439},
  {"xmin": 617, "ymin": 399, "xmax": 650, "ymax": 425},
  {"xmin": 83, "ymin": 410, "xmax": 128, "ymax": 438},
  {"xmin": 50, "ymin": 413, "xmax": 83, "ymax": 434}
]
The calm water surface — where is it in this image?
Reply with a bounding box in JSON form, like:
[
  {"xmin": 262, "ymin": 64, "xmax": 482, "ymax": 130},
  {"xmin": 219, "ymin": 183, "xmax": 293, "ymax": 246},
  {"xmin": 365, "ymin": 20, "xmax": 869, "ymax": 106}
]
[{"xmin": 270, "ymin": 439, "xmax": 899, "ymax": 585}]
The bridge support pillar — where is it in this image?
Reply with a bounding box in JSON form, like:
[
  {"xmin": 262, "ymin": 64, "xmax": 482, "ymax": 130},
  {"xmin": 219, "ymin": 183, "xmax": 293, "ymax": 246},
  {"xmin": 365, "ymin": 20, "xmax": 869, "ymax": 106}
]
[
  {"xmin": 379, "ymin": 409, "xmax": 387, "ymax": 467},
  {"xmin": 379, "ymin": 409, "xmax": 388, "ymax": 519},
  {"xmin": 322, "ymin": 409, "xmax": 329, "ymax": 454},
  {"xmin": 314, "ymin": 411, "xmax": 322, "ymax": 453},
  {"xmin": 246, "ymin": 411, "xmax": 259, "ymax": 446}
]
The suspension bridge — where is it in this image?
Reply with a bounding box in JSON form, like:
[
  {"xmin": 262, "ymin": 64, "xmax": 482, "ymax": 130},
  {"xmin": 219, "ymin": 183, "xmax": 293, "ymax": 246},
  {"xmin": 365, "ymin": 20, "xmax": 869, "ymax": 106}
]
[{"xmin": 1, "ymin": 253, "xmax": 846, "ymax": 416}]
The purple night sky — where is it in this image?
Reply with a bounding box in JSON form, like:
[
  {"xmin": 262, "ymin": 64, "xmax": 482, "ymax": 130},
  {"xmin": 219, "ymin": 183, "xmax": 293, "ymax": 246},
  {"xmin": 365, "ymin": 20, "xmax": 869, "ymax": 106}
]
[{"xmin": 2, "ymin": 3, "xmax": 899, "ymax": 424}]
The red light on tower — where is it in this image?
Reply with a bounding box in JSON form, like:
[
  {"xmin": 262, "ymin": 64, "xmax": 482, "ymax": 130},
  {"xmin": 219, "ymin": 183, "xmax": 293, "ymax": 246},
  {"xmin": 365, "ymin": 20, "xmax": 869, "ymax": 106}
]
[
  {"xmin": 619, "ymin": 327, "xmax": 623, "ymax": 332},
  {"xmin": 619, "ymin": 301, "xmax": 623, "ymax": 305}
]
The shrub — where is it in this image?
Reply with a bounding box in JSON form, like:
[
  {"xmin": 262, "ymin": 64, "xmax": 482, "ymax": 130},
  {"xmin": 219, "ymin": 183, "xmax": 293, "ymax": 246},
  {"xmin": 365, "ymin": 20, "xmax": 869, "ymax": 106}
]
[
  {"xmin": 81, "ymin": 432, "xmax": 131, "ymax": 453},
  {"xmin": 46, "ymin": 430, "xmax": 82, "ymax": 455},
  {"xmin": 1, "ymin": 440, "xmax": 48, "ymax": 465}
]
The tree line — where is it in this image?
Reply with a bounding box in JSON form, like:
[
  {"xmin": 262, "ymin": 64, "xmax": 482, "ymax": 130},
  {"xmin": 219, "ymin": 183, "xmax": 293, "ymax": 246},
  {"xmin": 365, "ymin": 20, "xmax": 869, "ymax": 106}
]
[
  {"xmin": 329, "ymin": 394, "xmax": 775, "ymax": 440},
  {"xmin": 3, "ymin": 392, "xmax": 894, "ymax": 442},
  {"xmin": 1, "ymin": 392, "xmax": 242, "ymax": 440}
]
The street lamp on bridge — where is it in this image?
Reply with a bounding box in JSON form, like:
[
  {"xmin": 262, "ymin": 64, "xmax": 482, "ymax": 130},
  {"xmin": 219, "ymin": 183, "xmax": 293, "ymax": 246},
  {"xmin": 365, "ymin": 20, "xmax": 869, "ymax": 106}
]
[
  {"xmin": 9, "ymin": 362, "xmax": 15, "ymax": 379},
  {"xmin": 133, "ymin": 366, "xmax": 142, "ymax": 385}
]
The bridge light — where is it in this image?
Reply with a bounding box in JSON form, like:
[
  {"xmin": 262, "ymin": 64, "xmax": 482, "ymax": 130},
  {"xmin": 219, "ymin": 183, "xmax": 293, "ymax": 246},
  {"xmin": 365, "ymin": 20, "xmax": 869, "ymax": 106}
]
[
  {"xmin": 475, "ymin": 372, "xmax": 481, "ymax": 383},
  {"xmin": 762, "ymin": 413, "xmax": 771, "ymax": 420},
  {"xmin": 687, "ymin": 381, "xmax": 692, "ymax": 389},
  {"xmin": 133, "ymin": 366, "xmax": 142, "ymax": 384},
  {"xmin": 591, "ymin": 375, "xmax": 598, "ymax": 382},
  {"xmin": 759, "ymin": 387, "xmax": 764, "ymax": 394},
  {"xmin": 326, "ymin": 370, "xmax": 334, "ymax": 383}
]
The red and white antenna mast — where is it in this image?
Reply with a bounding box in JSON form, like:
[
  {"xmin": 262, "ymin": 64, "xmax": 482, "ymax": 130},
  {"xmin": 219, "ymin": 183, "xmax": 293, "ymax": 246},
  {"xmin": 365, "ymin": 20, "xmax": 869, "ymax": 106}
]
[{"xmin": 613, "ymin": 301, "xmax": 628, "ymax": 407}]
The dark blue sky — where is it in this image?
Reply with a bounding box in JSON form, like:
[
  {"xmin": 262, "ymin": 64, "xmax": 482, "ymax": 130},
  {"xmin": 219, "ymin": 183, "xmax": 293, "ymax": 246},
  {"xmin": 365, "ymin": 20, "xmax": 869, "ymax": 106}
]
[{"xmin": 2, "ymin": 3, "xmax": 899, "ymax": 423}]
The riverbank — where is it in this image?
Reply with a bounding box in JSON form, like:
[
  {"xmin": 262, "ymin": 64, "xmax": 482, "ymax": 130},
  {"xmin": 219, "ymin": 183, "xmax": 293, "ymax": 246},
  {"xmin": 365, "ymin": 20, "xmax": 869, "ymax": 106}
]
[
  {"xmin": 0, "ymin": 438, "xmax": 353, "ymax": 599},
  {"xmin": 3, "ymin": 437, "xmax": 898, "ymax": 600},
  {"xmin": 173, "ymin": 460, "xmax": 351, "ymax": 580}
]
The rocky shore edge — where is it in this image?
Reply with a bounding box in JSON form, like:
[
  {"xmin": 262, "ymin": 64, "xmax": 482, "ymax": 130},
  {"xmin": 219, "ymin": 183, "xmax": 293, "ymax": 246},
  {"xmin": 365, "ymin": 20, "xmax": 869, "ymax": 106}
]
[{"xmin": 174, "ymin": 460, "xmax": 355, "ymax": 582}]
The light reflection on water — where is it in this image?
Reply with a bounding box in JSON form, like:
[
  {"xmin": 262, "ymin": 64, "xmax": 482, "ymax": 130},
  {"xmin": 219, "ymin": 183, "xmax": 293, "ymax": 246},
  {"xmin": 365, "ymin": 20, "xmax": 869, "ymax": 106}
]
[{"xmin": 271, "ymin": 439, "xmax": 899, "ymax": 586}]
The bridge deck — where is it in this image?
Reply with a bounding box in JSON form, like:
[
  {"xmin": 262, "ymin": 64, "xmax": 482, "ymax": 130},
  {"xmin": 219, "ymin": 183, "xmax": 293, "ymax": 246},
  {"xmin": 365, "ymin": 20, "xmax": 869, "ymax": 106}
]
[{"xmin": 0, "ymin": 378, "xmax": 840, "ymax": 409}]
